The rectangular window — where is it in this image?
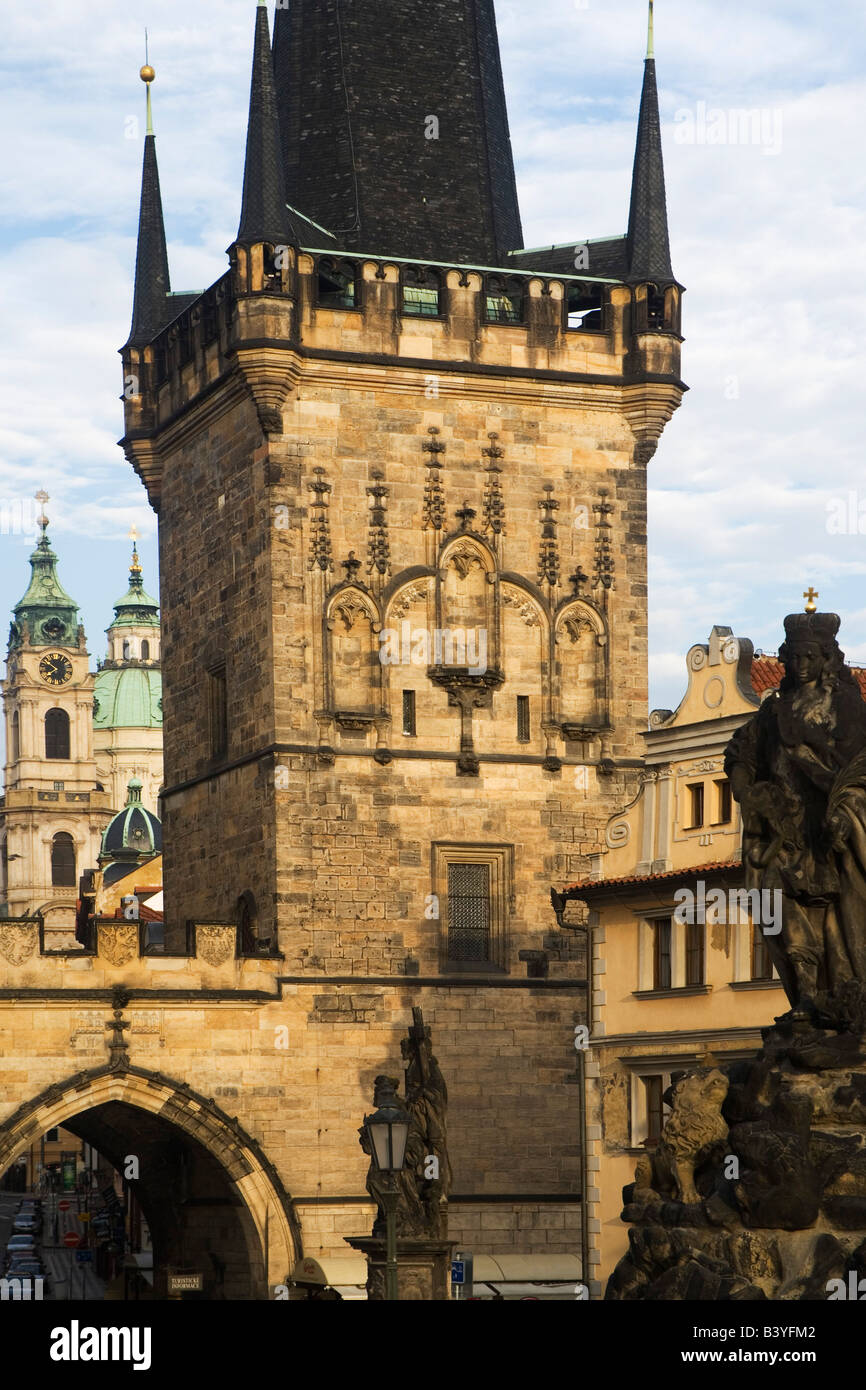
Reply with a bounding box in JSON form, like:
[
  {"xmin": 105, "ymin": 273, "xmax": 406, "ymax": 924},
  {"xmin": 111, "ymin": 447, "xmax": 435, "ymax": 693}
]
[
  {"xmin": 46, "ymin": 1128, "xmax": 59, "ymax": 1143},
  {"xmin": 653, "ymin": 918, "xmax": 672, "ymax": 990},
  {"xmin": 687, "ymin": 782, "xmax": 705, "ymax": 829},
  {"xmin": 447, "ymin": 862, "xmax": 490, "ymax": 962},
  {"xmin": 209, "ymin": 666, "xmax": 228, "ymax": 760},
  {"xmin": 516, "ymin": 695, "xmax": 530, "ymax": 743},
  {"xmin": 643, "ymin": 1075, "xmax": 665, "ymax": 1145},
  {"xmin": 714, "ymin": 779, "xmax": 732, "ymax": 824},
  {"xmin": 402, "ymin": 286, "xmax": 440, "ymax": 317},
  {"xmin": 685, "ymin": 922, "xmax": 705, "ymax": 987},
  {"xmin": 402, "ymin": 690, "xmax": 416, "ymax": 737},
  {"xmin": 752, "ymin": 922, "xmax": 774, "ymax": 980},
  {"xmin": 485, "ymin": 293, "xmax": 522, "ymax": 324},
  {"xmin": 433, "ymin": 843, "xmax": 512, "ymax": 972}
]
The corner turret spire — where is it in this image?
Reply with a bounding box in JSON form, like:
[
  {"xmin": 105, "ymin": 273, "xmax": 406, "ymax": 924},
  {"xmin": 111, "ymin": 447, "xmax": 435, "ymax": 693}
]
[
  {"xmin": 126, "ymin": 63, "xmax": 172, "ymax": 349},
  {"xmin": 235, "ymin": 2, "xmax": 291, "ymax": 248},
  {"xmin": 626, "ymin": 1, "xmax": 674, "ymax": 284}
]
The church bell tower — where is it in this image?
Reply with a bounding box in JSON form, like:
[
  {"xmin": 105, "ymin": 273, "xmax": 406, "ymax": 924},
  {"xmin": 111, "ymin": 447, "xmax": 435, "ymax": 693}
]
[{"xmin": 0, "ymin": 496, "xmax": 113, "ymax": 941}]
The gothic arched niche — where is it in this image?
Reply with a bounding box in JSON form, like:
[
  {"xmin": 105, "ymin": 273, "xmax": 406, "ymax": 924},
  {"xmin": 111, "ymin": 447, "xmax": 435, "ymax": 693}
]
[
  {"xmin": 326, "ymin": 588, "xmax": 381, "ymax": 724},
  {"xmin": 438, "ymin": 539, "xmax": 494, "ymax": 672},
  {"xmin": 556, "ymin": 602, "xmax": 607, "ymax": 737},
  {"xmin": 382, "ymin": 580, "xmax": 437, "ymax": 740},
  {"xmin": 477, "ymin": 584, "xmax": 546, "ymax": 756}
]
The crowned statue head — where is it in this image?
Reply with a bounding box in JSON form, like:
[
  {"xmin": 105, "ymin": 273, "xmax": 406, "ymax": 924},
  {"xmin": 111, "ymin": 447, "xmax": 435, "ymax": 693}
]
[{"xmin": 778, "ymin": 610, "xmax": 851, "ymax": 693}]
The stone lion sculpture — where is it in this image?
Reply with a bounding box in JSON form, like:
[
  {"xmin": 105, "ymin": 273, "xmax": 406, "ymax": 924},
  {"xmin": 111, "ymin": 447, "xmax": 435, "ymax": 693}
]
[{"xmin": 634, "ymin": 1068, "xmax": 729, "ymax": 1205}]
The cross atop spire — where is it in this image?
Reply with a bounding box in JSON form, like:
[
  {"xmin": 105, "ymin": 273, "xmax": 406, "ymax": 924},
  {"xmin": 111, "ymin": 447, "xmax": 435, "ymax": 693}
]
[{"xmin": 647, "ymin": 0, "xmax": 655, "ymax": 59}]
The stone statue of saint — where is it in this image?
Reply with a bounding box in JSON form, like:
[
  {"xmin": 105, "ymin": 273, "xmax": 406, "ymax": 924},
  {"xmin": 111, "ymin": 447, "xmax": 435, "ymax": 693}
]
[
  {"xmin": 359, "ymin": 1010, "xmax": 451, "ymax": 1239},
  {"xmin": 725, "ymin": 610, "xmax": 866, "ymax": 1016},
  {"xmin": 401, "ymin": 1007, "xmax": 451, "ymax": 1237}
]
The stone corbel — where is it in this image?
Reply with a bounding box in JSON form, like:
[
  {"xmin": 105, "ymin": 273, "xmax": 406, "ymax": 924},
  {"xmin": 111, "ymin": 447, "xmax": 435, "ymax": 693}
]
[
  {"xmin": 428, "ymin": 666, "xmax": 505, "ymax": 776},
  {"xmin": 236, "ymin": 349, "xmax": 296, "ymax": 436}
]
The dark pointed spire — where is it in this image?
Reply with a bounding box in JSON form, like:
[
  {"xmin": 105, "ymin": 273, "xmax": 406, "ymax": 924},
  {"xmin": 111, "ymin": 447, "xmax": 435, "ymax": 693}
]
[
  {"xmin": 236, "ymin": 2, "xmax": 291, "ymax": 247},
  {"xmin": 126, "ymin": 65, "xmax": 172, "ymax": 349},
  {"xmin": 271, "ymin": 0, "xmax": 522, "ymax": 264},
  {"xmin": 626, "ymin": 1, "xmax": 674, "ymax": 284}
]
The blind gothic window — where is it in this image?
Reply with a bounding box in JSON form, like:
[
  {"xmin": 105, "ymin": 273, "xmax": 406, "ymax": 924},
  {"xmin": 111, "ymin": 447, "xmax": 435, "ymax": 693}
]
[
  {"xmin": 51, "ymin": 832, "xmax": 76, "ymax": 888},
  {"xmin": 45, "ymin": 708, "xmax": 70, "ymax": 760},
  {"xmin": 447, "ymin": 862, "xmax": 491, "ymax": 962}
]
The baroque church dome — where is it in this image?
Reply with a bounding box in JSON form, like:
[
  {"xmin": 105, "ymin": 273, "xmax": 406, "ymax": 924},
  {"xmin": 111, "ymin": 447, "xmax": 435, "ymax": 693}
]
[
  {"xmin": 93, "ymin": 542, "xmax": 162, "ymax": 732},
  {"xmin": 99, "ymin": 779, "xmax": 162, "ymax": 866}
]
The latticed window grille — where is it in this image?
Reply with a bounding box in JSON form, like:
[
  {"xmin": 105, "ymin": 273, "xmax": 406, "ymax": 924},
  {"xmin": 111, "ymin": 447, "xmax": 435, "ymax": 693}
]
[
  {"xmin": 516, "ymin": 695, "xmax": 530, "ymax": 743},
  {"xmin": 447, "ymin": 862, "xmax": 491, "ymax": 962}
]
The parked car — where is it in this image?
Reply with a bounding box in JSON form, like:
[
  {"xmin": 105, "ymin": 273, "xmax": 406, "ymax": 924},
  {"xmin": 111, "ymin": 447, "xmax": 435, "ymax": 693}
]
[
  {"xmin": 5, "ymin": 1236, "xmax": 37, "ymax": 1259},
  {"xmin": 12, "ymin": 1215, "xmax": 40, "ymax": 1234}
]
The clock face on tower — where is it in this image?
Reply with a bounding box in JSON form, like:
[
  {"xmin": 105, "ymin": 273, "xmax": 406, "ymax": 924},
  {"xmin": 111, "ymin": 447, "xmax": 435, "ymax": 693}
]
[{"xmin": 39, "ymin": 652, "xmax": 73, "ymax": 687}]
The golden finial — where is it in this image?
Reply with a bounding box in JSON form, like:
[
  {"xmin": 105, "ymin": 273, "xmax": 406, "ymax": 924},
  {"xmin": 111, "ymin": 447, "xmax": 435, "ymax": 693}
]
[
  {"xmin": 804, "ymin": 586, "xmax": 818, "ymax": 614},
  {"xmin": 129, "ymin": 524, "xmax": 142, "ymax": 575},
  {"xmin": 140, "ymin": 31, "xmax": 155, "ymax": 136},
  {"xmin": 35, "ymin": 489, "xmax": 50, "ymax": 535}
]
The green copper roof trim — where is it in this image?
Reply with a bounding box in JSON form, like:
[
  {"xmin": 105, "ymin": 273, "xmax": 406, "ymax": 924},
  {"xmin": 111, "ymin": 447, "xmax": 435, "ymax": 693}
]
[{"xmin": 302, "ymin": 247, "xmax": 624, "ymax": 285}]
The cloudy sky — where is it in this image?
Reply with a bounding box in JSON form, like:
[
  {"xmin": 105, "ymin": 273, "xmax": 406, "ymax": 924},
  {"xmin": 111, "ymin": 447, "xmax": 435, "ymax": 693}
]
[{"xmin": 0, "ymin": 0, "xmax": 864, "ymax": 723}]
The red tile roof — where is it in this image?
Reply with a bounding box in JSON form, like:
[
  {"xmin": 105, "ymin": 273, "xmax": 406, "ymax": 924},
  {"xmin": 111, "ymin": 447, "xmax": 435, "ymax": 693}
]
[
  {"xmin": 750, "ymin": 655, "xmax": 866, "ymax": 699},
  {"xmin": 562, "ymin": 860, "xmax": 741, "ymax": 895}
]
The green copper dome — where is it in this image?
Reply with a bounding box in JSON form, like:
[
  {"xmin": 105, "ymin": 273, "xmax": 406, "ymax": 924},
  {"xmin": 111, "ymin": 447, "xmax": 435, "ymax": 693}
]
[
  {"xmin": 99, "ymin": 779, "xmax": 162, "ymax": 867},
  {"xmin": 93, "ymin": 665, "xmax": 162, "ymax": 730},
  {"xmin": 10, "ymin": 504, "xmax": 80, "ymax": 650},
  {"xmin": 108, "ymin": 544, "xmax": 159, "ymax": 631}
]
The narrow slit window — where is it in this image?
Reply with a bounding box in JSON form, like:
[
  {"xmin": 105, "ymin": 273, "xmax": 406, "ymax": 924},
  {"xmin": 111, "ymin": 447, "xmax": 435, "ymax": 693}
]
[
  {"xmin": 714, "ymin": 779, "xmax": 732, "ymax": 824},
  {"xmin": 643, "ymin": 1075, "xmax": 664, "ymax": 1145},
  {"xmin": 516, "ymin": 695, "xmax": 530, "ymax": 743},
  {"xmin": 402, "ymin": 690, "xmax": 416, "ymax": 737},
  {"xmin": 752, "ymin": 922, "xmax": 774, "ymax": 981},
  {"xmin": 653, "ymin": 918, "xmax": 672, "ymax": 990},
  {"xmin": 685, "ymin": 922, "xmax": 704, "ymax": 986},
  {"xmin": 209, "ymin": 666, "xmax": 228, "ymax": 760}
]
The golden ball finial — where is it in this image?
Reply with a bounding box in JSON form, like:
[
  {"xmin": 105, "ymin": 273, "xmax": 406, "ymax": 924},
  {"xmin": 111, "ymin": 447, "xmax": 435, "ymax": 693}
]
[{"xmin": 140, "ymin": 64, "xmax": 156, "ymax": 84}]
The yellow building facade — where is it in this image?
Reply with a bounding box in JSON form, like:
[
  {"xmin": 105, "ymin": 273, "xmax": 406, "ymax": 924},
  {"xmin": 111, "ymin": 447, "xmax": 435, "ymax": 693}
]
[{"xmin": 555, "ymin": 626, "xmax": 787, "ymax": 1293}]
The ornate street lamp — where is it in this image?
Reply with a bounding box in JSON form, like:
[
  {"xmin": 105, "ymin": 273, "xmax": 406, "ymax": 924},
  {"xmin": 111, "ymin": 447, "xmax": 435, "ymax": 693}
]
[{"xmin": 363, "ymin": 1079, "xmax": 410, "ymax": 1300}]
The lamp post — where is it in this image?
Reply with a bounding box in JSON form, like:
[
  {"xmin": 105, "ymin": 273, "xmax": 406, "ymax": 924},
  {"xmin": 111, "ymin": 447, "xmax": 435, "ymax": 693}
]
[{"xmin": 362, "ymin": 1079, "xmax": 410, "ymax": 1301}]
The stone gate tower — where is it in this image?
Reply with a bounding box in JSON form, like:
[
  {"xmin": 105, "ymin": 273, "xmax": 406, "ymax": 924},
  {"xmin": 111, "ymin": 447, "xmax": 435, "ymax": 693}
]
[{"xmin": 119, "ymin": 0, "xmax": 684, "ymax": 1275}]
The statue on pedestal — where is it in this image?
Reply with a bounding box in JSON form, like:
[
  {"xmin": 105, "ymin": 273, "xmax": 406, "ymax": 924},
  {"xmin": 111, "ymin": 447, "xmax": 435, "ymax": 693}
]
[
  {"xmin": 725, "ymin": 609, "xmax": 866, "ymax": 1021},
  {"xmin": 359, "ymin": 1008, "xmax": 451, "ymax": 1239}
]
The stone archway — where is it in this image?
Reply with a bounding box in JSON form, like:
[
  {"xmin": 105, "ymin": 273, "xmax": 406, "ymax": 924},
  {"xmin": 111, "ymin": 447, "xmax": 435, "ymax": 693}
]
[{"xmin": 0, "ymin": 1066, "xmax": 300, "ymax": 1300}]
